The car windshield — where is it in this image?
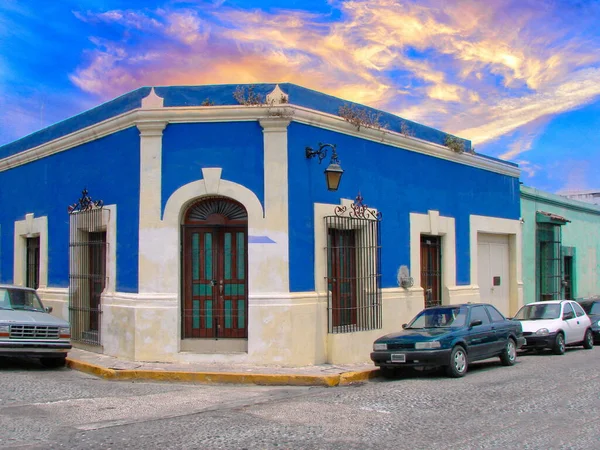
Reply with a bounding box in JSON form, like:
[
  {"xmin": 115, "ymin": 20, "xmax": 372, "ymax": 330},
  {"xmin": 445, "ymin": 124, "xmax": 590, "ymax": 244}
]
[
  {"xmin": 580, "ymin": 302, "xmax": 600, "ymax": 315},
  {"xmin": 406, "ymin": 307, "xmax": 467, "ymax": 329},
  {"xmin": 514, "ymin": 303, "xmax": 561, "ymax": 320},
  {"xmin": 0, "ymin": 288, "xmax": 45, "ymax": 311}
]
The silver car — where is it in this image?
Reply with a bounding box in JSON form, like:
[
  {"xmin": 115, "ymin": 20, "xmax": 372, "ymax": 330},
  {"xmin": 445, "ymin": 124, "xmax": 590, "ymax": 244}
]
[{"xmin": 0, "ymin": 285, "xmax": 71, "ymax": 367}]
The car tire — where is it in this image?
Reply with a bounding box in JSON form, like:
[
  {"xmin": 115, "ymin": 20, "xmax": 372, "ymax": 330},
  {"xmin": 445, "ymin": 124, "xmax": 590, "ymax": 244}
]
[
  {"xmin": 446, "ymin": 346, "xmax": 468, "ymax": 378},
  {"xmin": 500, "ymin": 338, "xmax": 517, "ymax": 366},
  {"xmin": 583, "ymin": 329, "xmax": 594, "ymax": 349},
  {"xmin": 553, "ymin": 333, "xmax": 566, "ymax": 355},
  {"xmin": 40, "ymin": 357, "xmax": 67, "ymax": 368},
  {"xmin": 379, "ymin": 367, "xmax": 398, "ymax": 379}
]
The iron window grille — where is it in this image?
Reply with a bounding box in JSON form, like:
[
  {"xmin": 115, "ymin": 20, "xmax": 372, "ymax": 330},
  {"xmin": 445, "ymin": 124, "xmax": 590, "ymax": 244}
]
[
  {"xmin": 325, "ymin": 195, "xmax": 382, "ymax": 334},
  {"xmin": 537, "ymin": 223, "xmax": 562, "ymax": 301},
  {"xmin": 68, "ymin": 189, "xmax": 106, "ymax": 347}
]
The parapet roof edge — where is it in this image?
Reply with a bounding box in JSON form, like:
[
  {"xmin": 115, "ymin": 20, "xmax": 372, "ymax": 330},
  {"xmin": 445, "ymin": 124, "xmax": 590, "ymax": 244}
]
[
  {"xmin": 0, "ymin": 83, "xmax": 519, "ymax": 175},
  {"xmin": 521, "ymin": 185, "xmax": 600, "ymax": 216}
]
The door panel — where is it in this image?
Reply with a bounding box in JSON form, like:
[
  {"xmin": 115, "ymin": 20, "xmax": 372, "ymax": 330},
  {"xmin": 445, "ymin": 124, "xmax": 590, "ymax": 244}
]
[
  {"xmin": 421, "ymin": 236, "xmax": 441, "ymax": 308},
  {"xmin": 466, "ymin": 306, "xmax": 497, "ymax": 359},
  {"xmin": 184, "ymin": 227, "xmax": 247, "ymax": 339},
  {"xmin": 88, "ymin": 231, "xmax": 106, "ymax": 332},
  {"xmin": 477, "ymin": 234, "xmax": 510, "ymax": 316},
  {"xmin": 327, "ymin": 229, "xmax": 357, "ymax": 328},
  {"xmin": 561, "ymin": 303, "xmax": 581, "ymax": 344},
  {"xmin": 563, "ymin": 256, "xmax": 573, "ymax": 300}
]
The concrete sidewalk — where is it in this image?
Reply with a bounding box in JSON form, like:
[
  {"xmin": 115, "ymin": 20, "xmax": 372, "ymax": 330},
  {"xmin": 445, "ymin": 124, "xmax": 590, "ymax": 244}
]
[{"xmin": 66, "ymin": 348, "xmax": 382, "ymax": 387}]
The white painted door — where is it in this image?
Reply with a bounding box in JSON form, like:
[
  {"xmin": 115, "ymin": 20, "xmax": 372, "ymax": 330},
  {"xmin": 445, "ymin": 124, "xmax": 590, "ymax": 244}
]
[{"xmin": 478, "ymin": 234, "xmax": 510, "ymax": 316}]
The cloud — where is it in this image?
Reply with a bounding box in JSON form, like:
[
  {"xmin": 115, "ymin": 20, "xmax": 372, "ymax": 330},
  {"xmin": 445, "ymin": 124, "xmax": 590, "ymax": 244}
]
[
  {"xmin": 65, "ymin": 0, "xmax": 600, "ymax": 147},
  {"xmin": 515, "ymin": 160, "xmax": 541, "ymax": 178}
]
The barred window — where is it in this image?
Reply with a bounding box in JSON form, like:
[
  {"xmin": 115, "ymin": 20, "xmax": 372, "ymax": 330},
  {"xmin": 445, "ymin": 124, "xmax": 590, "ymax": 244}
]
[
  {"xmin": 325, "ymin": 215, "xmax": 381, "ymax": 334},
  {"xmin": 537, "ymin": 223, "xmax": 562, "ymax": 301}
]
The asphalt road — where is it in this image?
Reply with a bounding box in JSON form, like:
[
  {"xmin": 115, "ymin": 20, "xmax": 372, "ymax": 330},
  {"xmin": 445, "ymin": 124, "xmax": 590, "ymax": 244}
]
[{"xmin": 1, "ymin": 347, "xmax": 598, "ymax": 450}]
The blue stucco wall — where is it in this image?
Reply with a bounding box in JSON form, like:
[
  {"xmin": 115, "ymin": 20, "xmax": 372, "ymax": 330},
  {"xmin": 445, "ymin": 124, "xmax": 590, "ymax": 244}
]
[
  {"xmin": 288, "ymin": 123, "xmax": 520, "ymax": 292},
  {"xmin": 0, "ymin": 127, "xmax": 140, "ymax": 291},
  {"xmin": 161, "ymin": 122, "xmax": 265, "ymax": 214}
]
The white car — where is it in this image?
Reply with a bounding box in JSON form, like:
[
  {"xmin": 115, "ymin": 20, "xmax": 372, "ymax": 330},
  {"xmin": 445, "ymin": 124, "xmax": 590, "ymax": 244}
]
[{"xmin": 513, "ymin": 300, "xmax": 593, "ymax": 354}]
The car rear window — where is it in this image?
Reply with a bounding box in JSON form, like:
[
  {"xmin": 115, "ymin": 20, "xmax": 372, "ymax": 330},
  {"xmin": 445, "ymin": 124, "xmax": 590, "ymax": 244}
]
[
  {"xmin": 581, "ymin": 302, "xmax": 600, "ymax": 315},
  {"xmin": 486, "ymin": 305, "xmax": 506, "ymax": 322}
]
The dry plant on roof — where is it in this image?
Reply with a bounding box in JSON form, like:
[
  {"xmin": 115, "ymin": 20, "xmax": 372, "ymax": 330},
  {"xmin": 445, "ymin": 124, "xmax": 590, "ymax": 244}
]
[
  {"xmin": 233, "ymin": 85, "xmax": 265, "ymax": 106},
  {"xmin": 338, "ymin": 104, "xmax": 386, "ymax": 131},
  {"xmin": 400, "ymin": 121, "xmax": 415, "ymax": 137},
  {"xmin": 233, "ymin": 85, "xmax": 295, "ymax": 119},
  {"xmin": 444, "ymin": 135, "xmax": 465, "ymax": 154}
]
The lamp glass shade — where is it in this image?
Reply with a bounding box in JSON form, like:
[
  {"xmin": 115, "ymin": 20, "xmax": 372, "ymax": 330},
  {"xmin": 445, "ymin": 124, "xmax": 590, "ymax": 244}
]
[{"xmin": 324, "ymin": 163, "xmax": 343, "ymax": 191}]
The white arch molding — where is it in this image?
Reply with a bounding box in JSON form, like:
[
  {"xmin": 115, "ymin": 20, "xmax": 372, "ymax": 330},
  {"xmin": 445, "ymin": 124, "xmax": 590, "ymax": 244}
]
[
  {"xmin": 162, "ymin": 168, "xmax": 265, "ymax": 226},
  {"xmin": 151, "ymin": 169, "xmax": 275, "ymax": 297}
]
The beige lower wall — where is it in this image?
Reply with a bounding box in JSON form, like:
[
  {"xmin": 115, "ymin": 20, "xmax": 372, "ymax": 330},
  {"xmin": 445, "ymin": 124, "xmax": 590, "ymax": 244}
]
[
  {"xmin": 37, "ymin": 287, "xmax": 69, "ymax": 321},
  {"xmin": 37, "ymin": 283, "xmax": 512, "ymax": 366}
]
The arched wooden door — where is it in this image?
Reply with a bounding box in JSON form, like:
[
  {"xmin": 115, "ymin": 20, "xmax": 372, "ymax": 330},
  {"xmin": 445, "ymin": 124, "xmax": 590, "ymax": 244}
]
[{"xmin": 182, "ymin": 197, "xmax": 248, "ymax": 339}]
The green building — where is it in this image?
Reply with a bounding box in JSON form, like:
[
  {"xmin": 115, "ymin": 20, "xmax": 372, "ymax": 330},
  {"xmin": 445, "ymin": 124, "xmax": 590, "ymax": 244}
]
[{"xmin": 521, "ymin": 185, "xmax": 600, "ymax": 304}]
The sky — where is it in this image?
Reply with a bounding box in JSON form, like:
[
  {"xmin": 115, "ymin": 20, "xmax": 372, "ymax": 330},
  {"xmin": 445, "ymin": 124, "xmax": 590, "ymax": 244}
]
[{"xmin": 1, "ymin": 0, "xmax": 599, "ymax": 193}]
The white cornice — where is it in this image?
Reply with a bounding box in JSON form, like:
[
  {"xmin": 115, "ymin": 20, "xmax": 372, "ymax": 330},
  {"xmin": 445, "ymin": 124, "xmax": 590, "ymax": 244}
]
[
  {"xmin": 0, "ymin": 105, "xmax": 520, "ymax": 178},
  {"xmin": 291, "ymin": 106, "xmax": 520, "ymax": 177}
]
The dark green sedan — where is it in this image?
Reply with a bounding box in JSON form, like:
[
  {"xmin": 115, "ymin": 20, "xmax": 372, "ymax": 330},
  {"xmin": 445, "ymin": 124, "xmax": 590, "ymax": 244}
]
[{"xmin": 370, "ymin": 303, "xmax": 526, "ymax": 378}]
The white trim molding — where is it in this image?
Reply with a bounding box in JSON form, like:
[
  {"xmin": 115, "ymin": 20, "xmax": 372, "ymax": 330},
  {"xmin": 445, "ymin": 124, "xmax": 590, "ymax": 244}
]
[
  {"xmin": 0, "ymin": 104, "xmax": 520, "ymax": 178},
  {"xmin": 469, "ymin": 214, "xmax": 523, "ymax": 315},
  {"xmin": 314, "ymin": 198, "xmax": 354, "ymax": 295},
  {"xmin": 137, "ymin": 120, "xmax": 167, "ymax": 293},
  {"xmin": 13, "ymin": 214, "xmax": 48, "ymax": 288},
  {"xmin": 409, "ymin": 210, "xmax": 456, "ymax": 304}
]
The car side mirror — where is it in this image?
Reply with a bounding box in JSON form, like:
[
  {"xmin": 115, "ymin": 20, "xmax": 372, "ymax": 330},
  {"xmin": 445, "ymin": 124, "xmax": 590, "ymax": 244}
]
[
  {"xmin": 45, "ymin": 306, "xmax": 53, "ymax": 313},
  {"xmin": 470, "ymin": 319, "xmax": 483, "ymax": 327},
  {"xmin": 402, "ymin": 323, "xmax": 407, "ymax": 329}
]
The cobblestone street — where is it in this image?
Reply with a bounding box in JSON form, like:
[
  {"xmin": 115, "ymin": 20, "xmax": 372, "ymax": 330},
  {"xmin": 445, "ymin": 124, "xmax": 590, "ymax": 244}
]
[{"xmin": 1, "ymin": 348, "xmax": 598, "ymax": 450}]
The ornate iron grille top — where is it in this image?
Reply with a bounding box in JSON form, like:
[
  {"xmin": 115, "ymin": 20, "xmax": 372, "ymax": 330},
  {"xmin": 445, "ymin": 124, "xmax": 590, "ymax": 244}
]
[
  {"xmin": 334, "ymin": 192, "xmax": 382, "ymax": 221},
  {"xmin": 68, "ymin": 189, "xmax": 104, "ymax": 214},
  {"xmin": 187, "ymin": 197, "xmax": 248, "ymax": 221}
]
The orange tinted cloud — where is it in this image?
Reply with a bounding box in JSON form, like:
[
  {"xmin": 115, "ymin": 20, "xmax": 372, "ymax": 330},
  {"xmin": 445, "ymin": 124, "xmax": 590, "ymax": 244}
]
[{"xmin": 69, "ymin": 0, "xmax": 600, "ymax": 145}]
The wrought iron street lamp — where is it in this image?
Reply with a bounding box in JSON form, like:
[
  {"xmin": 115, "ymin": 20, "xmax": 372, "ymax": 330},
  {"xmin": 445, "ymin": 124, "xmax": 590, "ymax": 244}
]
[{"xmin": 305, "ymin": 143, "xmax": 344, "ymax": 191}]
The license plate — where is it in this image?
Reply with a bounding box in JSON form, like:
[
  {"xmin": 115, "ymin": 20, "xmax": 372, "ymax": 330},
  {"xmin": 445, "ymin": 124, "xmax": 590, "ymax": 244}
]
[{"xmin": 391, "ymin": 353, "xmax": 406, "ymax": 363}]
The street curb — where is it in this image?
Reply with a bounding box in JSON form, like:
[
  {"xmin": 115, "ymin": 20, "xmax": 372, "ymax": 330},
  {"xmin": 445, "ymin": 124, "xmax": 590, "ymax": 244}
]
[{"xmin": 66, "ymin": 358, "xmax": 380, "ymax": 387}]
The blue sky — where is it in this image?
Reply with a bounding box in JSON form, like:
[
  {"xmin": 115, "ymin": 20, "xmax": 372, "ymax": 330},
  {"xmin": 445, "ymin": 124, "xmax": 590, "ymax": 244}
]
[{"xmin": 1, "ymin": 0, "xmax": 599, "ymax": 193}]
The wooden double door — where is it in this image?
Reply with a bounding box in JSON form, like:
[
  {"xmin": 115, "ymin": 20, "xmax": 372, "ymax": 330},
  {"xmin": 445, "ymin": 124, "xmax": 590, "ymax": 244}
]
[{"xmin": 183, "ymin": 226, "xmax": 248, "ymax": 339}]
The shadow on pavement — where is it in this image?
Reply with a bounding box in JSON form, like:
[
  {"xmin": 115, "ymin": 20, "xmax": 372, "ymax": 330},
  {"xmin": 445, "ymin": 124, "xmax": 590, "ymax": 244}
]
[{"xmin": 0, "ymin": 356, "xmax": 66, "ymax": 371}]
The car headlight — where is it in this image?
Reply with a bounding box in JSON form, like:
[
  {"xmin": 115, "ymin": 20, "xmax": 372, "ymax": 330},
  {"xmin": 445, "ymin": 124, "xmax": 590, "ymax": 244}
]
[
  {"xmin": 59, "ymin": 327, "xmax": 71, "ymax": 338},
  {"xmin": 0, "ymin": 324, "xmax": 9, "ymax": 336},
  {"xmin": 535, "ymin": 328, "xmax": 550, "ymax": 336},
  {"xmin": 373, "ymin": 343, "xmax": 387, "ymax": 351},
  {"xmin": 415, "ymin": 341, "xmax": 441, "ymax": 349},
  {"xmin": 597, "ymin": 320, "xmax": 600, "ymax": 327}
]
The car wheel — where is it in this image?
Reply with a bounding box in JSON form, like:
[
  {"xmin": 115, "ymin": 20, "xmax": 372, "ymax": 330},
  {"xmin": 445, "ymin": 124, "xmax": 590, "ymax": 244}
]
[
  {"xmin": 378, "ymin": 367, "xmax": 398, "ymax": 379},
  {"xmin": 40, "ymin": 357, "xmax": 67, "ymax": 368},
  {"xmin": 446, "ymin": 346, "xmax": 468, "ymax": 378},
  {"xmin": 583, "ymin": 329, "xmax": 594, "ymax": 349},
  {"xmin": 500, "ymin": 338, "xmax": 517, "ymax": 366},
  {"xmin": 553, "ymin": 333, "xmax": 566, "ymax": 355}
]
